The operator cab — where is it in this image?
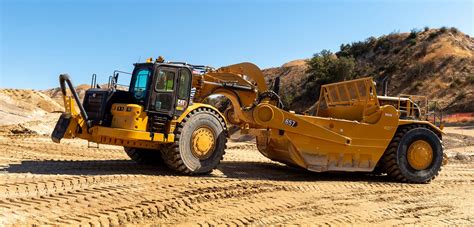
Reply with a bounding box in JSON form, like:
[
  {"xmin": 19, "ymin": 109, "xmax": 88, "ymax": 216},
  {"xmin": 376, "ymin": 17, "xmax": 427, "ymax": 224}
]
[
  {"xmin": 129, "ymin": 61, "xmax": 193, "ymax": 119},
  {"xmin": 82, "ymin": 57, "xmax": 195, "ymax": 133}
]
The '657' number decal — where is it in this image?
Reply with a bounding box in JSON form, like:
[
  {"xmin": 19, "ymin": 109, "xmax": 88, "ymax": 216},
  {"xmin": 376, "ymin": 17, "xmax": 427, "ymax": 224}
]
[{"xmin": 284, "ymin": 119, "xmax": 297, "ymax": 127}]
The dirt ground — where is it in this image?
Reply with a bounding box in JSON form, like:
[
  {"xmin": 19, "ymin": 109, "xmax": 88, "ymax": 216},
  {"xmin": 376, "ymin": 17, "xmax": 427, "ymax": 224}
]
[{"xmin": 0, "ymin": 126, "xmax": 473, "ymax": 225}]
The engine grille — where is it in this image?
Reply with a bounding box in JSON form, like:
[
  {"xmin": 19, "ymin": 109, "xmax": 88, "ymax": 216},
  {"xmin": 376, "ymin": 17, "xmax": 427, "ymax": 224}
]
[{"xmin": 83, "ymin": 89, "xmax": 110, "ymax": 124}]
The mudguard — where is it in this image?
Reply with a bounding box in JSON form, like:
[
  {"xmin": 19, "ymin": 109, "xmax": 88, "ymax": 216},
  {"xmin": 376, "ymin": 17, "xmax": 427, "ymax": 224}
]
[{"xmin": 51, "ymin": 113, "xmax": 72, "ymax": 143}]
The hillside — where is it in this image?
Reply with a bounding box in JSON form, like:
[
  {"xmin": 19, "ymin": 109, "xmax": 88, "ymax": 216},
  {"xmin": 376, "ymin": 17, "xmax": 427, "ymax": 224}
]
[
  {"xmin": 0, "ymin": 27, "xmax": 471, "ymax": 134},
  {"xmin": 263, "ymin": 28, "xmax": 474, "ymax": 113},
  {"xmin": 0, "ymin": 89, "xmax": 62, "ymax": 134},
  {"xmin": 42, "ymin": 84, "xmax": 94, "ymax": 106}
]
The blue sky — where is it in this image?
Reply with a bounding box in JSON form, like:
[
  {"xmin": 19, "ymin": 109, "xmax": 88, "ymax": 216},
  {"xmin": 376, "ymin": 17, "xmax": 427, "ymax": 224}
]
[{"xmin": 1, "ymin": 0, "xmax": 472, "ymax": 89}]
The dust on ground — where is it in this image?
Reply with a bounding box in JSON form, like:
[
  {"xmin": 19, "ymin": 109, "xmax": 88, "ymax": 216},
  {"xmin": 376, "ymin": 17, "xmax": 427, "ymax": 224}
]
[
  {"xmin": 443, "ymin": 125, "xmax": 474, "ymax": 162},
  {"xmin": 0, "ymin": 123, "xmax": 472, "ymax": 225}
]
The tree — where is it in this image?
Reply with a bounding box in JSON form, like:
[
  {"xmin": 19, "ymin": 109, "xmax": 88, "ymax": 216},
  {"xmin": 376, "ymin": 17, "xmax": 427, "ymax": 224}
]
[
  {"xmin": 306, "ymin": 49, "xmax": 356, "ymax": 84},
  {"xmin": 289, "ymin": 50, "xmax": 357, "ymax": 110}
]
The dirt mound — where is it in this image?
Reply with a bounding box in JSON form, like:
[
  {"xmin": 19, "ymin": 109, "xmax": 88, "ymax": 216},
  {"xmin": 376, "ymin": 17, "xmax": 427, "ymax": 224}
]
[
  {"xmin": 263, "ymin": 28, "xmax": 474, "ymax": 113},
  {"xmin": 281, "ymin": 59, "xmax": 307, "ymax": 68},
  {"xmin": 42, "ymin": 83, "xmax": 91, "ymax": 106},
  {"xmin": 263, "ymin": 61, "xmax": 309, "ymax": 108},
  {"xmin": 0, "ymin": 89, "xmax": 62, "ymax": 126}
]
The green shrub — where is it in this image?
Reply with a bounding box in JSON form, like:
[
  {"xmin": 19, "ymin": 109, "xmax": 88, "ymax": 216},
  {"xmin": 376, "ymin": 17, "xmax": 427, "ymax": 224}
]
[
  {"xmin": 449, "ymin": 78, "xmax": 462, "ymax": 88},
  {"xmin": 428, "ymin": 101, "xmax": 438, "ymax": 111},
  {"xmin": 440, "ymin": 26, "xmax": 448, "ymax": 33},
  {"xmin": 414, "ymin": 81, "xmax": 423, "ymax": 90},
  {"xmin": 301, "ymin": 50, "xmax": 357, "ymax": 103},
  {"xmin": 366, "ymin": 36, "xmax": 377, "ymax": 44},
  {"xmin": 428, "ymin": 31, "xmax": 439, "ymax": 40},
  {"xmin": 468, "ymin": 75, "xmax": 474, "ymax": 84},
  {"xmin": 393, "ymin": 46, "xmax": 401, "ymax": 54},
  {"xmin": 390, "ymin": 29, "xmax": 400, "ymax": 35},
  {"xmin": 424, "ymin": 26, "xmax": 430, "ymax": 32},
  {"xmin": 409, "ymin": 39, "xmax": 417, "ymax": 46},
  {"xmin": 338, "ymin": 43, "xmax": 352, "ymax": 57},
  {"xmin": 307, "ymin": 50, "xmax": 356, "ymax": 83},
  {"xmin": 281, "ymin": 92, "xmax": 294, "ymax": 108},
  {"xmin": 337, "ymin": 36, "xmax": 379, "ymax": 58},
  {"xmin": 450, "ymin": 27, "xmax": 459, "ymax": 34},
  {"xmin": 454, "ymin": 77, "xmax": 462, "ymax": 84},
  {"xmin": 375, "ymin": 37, "xmax": 392, "ymax": 53},
  {"xmin": 408, "ymin": 28, "xmax": 419, "ymax": 39}
]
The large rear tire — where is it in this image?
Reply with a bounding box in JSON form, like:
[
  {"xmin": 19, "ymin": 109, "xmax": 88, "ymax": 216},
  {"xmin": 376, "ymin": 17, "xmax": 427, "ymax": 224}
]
[
  {"xmin": 161, "ymin": 108, "xmax": 227, "ymax": 175},
  {"xmin": 124, "ymin": 147, "xmax": 164, "ymax": 165},
  {"xmin": 382, "ymin": 126, "xmax": 443, "ymax": 183}
]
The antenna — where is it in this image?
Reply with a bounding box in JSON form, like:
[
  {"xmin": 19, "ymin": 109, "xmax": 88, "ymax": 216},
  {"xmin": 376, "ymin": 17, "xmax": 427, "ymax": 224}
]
[{"xmin": 137, "ymin": 56, "xmax": 141, "ymax": 64}]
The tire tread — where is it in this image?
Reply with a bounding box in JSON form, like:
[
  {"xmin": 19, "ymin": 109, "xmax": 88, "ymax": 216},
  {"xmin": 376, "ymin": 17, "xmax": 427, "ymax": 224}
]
[
  {"xmin": 382, "ymin": 124, "xmax": 442, "ymax": 183},
  {"xmin": 162, "ymin": 108, "xmax": 227, "ymax": 175}
]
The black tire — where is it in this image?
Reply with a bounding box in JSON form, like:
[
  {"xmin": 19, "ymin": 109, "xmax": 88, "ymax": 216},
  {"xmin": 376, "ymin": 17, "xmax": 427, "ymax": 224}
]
[
  {"xmin": 382, "ymin": 126, "xmax": 443, "ymax": 183},
  {"xmin": 161, "ymin": 108, "xmax": 227, "ymax": 175},
  {"xmin": 124, "ymin": 147, "xmax": 164, "ymax": 165},
  {"xmin": 371, "ymin": 164, "xmax": 385, "ymax": 176}
]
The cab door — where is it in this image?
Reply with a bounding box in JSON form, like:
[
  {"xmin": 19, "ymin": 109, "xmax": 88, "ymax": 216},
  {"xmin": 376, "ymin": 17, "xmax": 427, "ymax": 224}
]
[
  {"xmin": 148, "ymin": 66, "xmax": 193, "ymax": 117},
  {"xmin": 148, "ymin": 67, "xmax": 178, "ymax": 116},
  {"xmin": 174, "ymin": 68, "xmax": 192, "ymax": 117}
]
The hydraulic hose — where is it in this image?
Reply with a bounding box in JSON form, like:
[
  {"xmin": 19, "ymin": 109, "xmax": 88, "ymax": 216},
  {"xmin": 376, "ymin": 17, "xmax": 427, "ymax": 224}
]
[{"xmin": 59, "ymin": 74, "xmax": 90, "ymax": 128}]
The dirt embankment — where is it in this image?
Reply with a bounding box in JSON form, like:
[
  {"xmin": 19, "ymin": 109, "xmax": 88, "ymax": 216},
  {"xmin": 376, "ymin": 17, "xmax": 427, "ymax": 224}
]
[
  {"xmin": 263, "ymin": 28, "xmax": 474, "ymax": 113},
  {"xmin": 0, "ymin": 89, "xmax": 62, "ymax": 135}
]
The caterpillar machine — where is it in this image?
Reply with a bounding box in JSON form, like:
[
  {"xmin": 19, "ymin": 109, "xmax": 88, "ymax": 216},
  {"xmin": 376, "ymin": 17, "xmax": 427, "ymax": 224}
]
[{"xmin": 52, "ymin": 56, "xmax": 444, "ymax": 183}]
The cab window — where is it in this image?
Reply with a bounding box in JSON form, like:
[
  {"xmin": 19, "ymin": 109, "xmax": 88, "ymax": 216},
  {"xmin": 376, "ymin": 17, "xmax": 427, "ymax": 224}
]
[
  {"xmin": 178, "ymin": 69, "xmax": 191, "ymax": 99},
  {"xmin": 132, "ymin": 69, "xmax": 150, "ymax": 100},
  {"xmin": 156, "ymin": 70, "xmax": 175, "ymax": 92}
]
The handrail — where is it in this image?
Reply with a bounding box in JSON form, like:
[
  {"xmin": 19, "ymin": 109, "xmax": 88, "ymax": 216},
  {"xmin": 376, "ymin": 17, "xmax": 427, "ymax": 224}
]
[
  {"xmin": 90, "ymin": 73, "xmax": 97, "ymax": 88},
  {"xmin": 59, "ymin": 74, "xmax": 90, "ymax": 128}
]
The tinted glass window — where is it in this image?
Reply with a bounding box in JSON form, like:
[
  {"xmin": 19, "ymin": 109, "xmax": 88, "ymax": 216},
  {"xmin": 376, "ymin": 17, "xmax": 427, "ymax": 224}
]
[
  {"xmin": 156, "ymin": 70, "xmax": 175, "ymax": 92},
  {"xmin": 178, "ymin": 69, "xmax": 191, "ymax": 99},
  {"xmin": 155, "ymin": 93, "xmax": 172, "ymax": 111},
  {"xmin": 132, "ymin": 69, "xmax": 150, "ymax": 100}
]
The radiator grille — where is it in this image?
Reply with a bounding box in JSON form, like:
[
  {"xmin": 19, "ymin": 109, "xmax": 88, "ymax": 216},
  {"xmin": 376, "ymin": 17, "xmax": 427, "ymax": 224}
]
[{"xmin": 84, "ymin": 91, "xmax": 108, "ymax": 122}]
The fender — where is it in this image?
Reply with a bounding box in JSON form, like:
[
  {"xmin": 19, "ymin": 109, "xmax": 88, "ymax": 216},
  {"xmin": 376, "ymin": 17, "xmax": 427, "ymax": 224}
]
[{"xmin": 175, "ymin": 103, "xmax": 228, "ymax": 129}]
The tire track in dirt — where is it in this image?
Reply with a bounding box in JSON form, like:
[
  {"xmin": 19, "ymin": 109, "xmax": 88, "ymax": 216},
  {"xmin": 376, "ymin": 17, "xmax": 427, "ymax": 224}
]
[
  {"xmin": 2, "ymin": 179, "xmax": 288, "ymax": 225},
  {"xmin": 0, "ymin": 134, "xmax": 472, "ymax": 225},
  {"xmin": 0, "ymin": 138, "xmax": 126, "ymax": 161}
]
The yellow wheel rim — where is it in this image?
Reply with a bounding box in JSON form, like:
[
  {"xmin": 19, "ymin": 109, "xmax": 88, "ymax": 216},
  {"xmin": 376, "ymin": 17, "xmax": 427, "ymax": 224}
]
[
  {"xmin": 407, "ymin": 140, "xmax": 433, "ymax": 170},
  {"xmin": 191, "ymin": 126, "xmax": 215, "ymax": 160}
]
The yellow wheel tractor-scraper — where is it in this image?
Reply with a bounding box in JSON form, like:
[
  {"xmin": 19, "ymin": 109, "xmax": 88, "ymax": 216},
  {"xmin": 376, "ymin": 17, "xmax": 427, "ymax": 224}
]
[{"xmin": 52, "ymin": 57, "xmax": 445, "ymax": 183}]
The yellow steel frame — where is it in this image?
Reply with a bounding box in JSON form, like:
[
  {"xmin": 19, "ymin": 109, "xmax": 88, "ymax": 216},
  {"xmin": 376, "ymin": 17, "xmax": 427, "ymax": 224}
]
[
  {"xmin": 59, "ymin": 96, "xmax": 223, "ymax": 150},
  {"xmin": 315, "ymin": 77, "xmax": 381, "ymax": 122},
  {"xmin": 54, "ymin": 61, "xmax": 443, "ymax": 174},
  {"xmin": 251, "ymin": 103, "xmax": 399, "ymax": 171},
  {"xmin": 192, "ymin": 65, "xmax": 443, "ymax": 172}
]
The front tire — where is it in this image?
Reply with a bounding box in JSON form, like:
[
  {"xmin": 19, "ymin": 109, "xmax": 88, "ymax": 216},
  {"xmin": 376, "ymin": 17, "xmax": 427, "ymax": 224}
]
[
  {"xmin": 161, "ymin": 108, "xmax": 227, "ymax": 175},
  {"xmin": 383, "ymin": 126, "xmax": 443, "ymax": 183}
]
